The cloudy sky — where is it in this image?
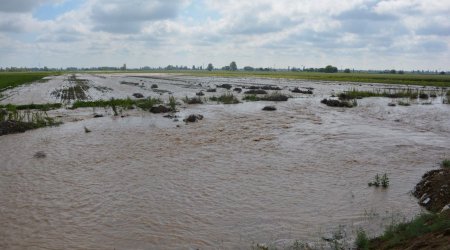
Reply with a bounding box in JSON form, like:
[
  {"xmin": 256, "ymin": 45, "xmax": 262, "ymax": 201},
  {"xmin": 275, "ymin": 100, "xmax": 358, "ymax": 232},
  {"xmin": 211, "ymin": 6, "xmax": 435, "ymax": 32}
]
[{"xmin": 0, "ymin": 0, "xmax": 449, "ymax": 70}]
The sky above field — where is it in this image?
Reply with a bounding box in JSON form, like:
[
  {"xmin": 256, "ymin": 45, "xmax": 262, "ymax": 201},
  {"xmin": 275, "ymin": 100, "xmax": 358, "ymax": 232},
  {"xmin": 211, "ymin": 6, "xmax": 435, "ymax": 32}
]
[{"xmin": 0, "ymin": 0, "xmax": 449, "ymax": 70}]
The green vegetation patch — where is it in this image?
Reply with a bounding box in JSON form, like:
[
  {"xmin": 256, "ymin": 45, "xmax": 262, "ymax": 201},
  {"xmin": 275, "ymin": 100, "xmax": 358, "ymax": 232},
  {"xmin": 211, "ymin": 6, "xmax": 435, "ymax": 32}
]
[
  {"xmin": 0, "ymin": 72, "xmax": 59, "ymax": 92},
  {"xmin": 0, "ymin": 103, "xmax": 62, "ymax": 111},
  {"xmin": 0, "ymin": 109, "xmax": 61, "ymax": 136},
  {"xmin": 71, "ymin": 97, "xmax": 161, "ymax": 110},
  {"xmin": 243, "ymin": 92, "xmax": 290, "ymax": 102},
  {"xmin": 209, "ymin": 93, "xmax": 240, "ymax": 104},
  {"xmin": 442, "ymin": 159, "xmax": 450, "ymax": 168},
  {"xmin": 372, "ymin": 213, "xmax": 450, "ymax": 249}
]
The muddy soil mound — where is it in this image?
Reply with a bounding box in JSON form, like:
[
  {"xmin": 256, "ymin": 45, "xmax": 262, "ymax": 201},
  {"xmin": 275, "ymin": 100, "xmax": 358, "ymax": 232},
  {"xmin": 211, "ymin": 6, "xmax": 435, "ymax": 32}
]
[{"xmin": 413, "ymin": 168, "xmax": 450, "ymax": 213}]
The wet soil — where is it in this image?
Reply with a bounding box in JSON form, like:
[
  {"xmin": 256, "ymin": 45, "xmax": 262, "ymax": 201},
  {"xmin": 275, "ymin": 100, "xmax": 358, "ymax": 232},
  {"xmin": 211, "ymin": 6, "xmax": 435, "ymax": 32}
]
[{"xmin": 413, "ymin": 168, "xmax": 450, "ymax": 213}]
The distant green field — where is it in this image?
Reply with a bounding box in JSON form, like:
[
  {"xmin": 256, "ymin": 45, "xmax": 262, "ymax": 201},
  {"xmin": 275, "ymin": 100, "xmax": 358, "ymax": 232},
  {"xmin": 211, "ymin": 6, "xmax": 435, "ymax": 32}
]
[
  {"xmin": 0, "ymin": 72, "xmax": 60, "ymax": 92},
  {"xmin": 180, "ymin": 71, "xmax": 450, "ymax": 87}
]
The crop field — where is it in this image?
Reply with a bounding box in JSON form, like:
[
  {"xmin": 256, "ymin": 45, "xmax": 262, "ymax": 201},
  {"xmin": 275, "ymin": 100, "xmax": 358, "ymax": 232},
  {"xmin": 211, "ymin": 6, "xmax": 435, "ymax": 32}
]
[{"xmin": 0, "ymin": 72, "xmax": 60, "ymax": 91}]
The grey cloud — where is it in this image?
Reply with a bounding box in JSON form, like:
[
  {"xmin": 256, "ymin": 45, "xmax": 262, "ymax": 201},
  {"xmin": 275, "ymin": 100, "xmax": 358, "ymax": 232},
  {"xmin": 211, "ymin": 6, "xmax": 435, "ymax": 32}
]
[
  {"xmin": 227, "ymin": 16, "xmax": 294, "ymax": 35},
  {"xmin": 0, "ymin": 0, "xmax": 48, "ymax": 13},
  {"xmin": 91, "ymin": 0, "xmax": 183, "ymax": 33},
  {"xmin": 420, "ymin": 40, "xmax": 448, "ymax": 53},
  {"xmin": 417, "ymin": 24, "xmax": 450, "ymax": 37},
  {"xmin": 0, "ymin": 21, "xmax": 25, "ymax": 32}
]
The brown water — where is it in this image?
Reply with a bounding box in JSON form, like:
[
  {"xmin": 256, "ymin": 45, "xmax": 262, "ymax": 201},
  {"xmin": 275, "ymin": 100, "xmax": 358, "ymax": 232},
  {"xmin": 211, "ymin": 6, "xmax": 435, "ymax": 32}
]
[{"xmin": 1, "ymin": 74, "xmax": 449, "ymax": 249}]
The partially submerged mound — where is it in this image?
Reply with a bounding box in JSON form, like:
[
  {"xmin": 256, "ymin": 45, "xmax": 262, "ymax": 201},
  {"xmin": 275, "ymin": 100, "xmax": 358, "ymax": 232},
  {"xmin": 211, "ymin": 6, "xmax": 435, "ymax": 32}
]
[
  {"xmin": 321, "ymin": 98, "xmax": 356, "ymax": 108},
  {"xmin": 149, "ymin": 105, "xmax": 171, "ymax": 114},
  {"xmin": 413, "ymin": 168, "xmax": 450, "ymax": 213},
  {"xmin": 0, "ymin": 121, "xmax": 37, "ymax": 136},
  {"xmin": 183, "ymin": 114, "xmax": 203, "ymax": 123}
]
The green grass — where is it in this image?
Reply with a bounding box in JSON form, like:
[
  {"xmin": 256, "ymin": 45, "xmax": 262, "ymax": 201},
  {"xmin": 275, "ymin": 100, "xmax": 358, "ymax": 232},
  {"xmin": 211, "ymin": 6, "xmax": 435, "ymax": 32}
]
[
  {"xmin": 0, "ymin": 72, "xmax": 60, "ymax": 91},
  {"xmin": 442, "ymin": 159, "xmax": 450, "ymax": 168},
  {"xmin": 0, "ymin": 103, "xmax": 62, "ymax": 111},
  {"xmin": 356, "ymin": 230, "xmax": 369, "ymax": 250},
  {"xmin": 374, "ymin": 213, "xmax": 450, "ymax": 249},
  {"xmin": 209, "ymin": 93, "xmax": 240, "ymax": 104},
  {"xmin": 243, "ymin": 92, "xmax": 290, "ymax": 102},
  {"xmin": 71, "ymin": 97, "xmax": 161, "ymax": 110},
  {"xmin": 0, "ymin": 109, "xmax": 61, "ymax": 136}
]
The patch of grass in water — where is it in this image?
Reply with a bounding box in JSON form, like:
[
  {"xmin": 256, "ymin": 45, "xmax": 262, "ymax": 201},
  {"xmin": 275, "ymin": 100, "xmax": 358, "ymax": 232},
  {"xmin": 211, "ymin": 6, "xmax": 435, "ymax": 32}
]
[
  {"xmin": 0, "ymin": 109, "xmax": 61, "ymax": 136},
  {"xmin": 398, "ymin": 100, "xmax": 411, "ymax": 106},
  {"xmin": 0, "ymin": 103, "xmax": 62, "ymax": 111},
  {"xmin": 243, "ymin": 92, "xmax": 290, "ymax": 102},
  {"xmin": 209, "ymin": 93, "xmax": 240, "ymax": 104},
  {"xmin": 71, "ymin": 97, "xmax": 161, "ymax": 110},
  {"xmin": 442, "ymin": 159, "xmax": 450, "ymax": 168},
  {"xmin": 338, "ymin": 88, "xmax": 419, "ymax": 100},
  {"xmin": 183, "ymin": 96, "xmax": 203, "ymax": 104}
]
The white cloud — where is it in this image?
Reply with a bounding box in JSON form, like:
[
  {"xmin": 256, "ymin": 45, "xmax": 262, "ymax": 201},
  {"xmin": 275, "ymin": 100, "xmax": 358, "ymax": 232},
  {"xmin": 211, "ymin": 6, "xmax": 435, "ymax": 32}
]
[{"xmin": 0, "ymin": 0, "xmax": 449, "ymax": 70}]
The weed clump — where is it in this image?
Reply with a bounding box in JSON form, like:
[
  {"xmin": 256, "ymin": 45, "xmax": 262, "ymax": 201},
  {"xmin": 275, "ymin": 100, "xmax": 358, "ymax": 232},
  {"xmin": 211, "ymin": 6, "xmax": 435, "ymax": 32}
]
[
  {"xmin": 355, "ymin": 229, "xmax": 369, "ymax": 250},
  {"xmin": 183, "ymin": 96, "xmax": 203, "ymax": 104},
  {"xmin": 441, "ymin": 159, "xmax": 450, "ymax": 168},
  {"xmin": 244, "ymin": 92, "xmax": 290, "ymax": 102},
  {"xmin": 209, "ymin": 93, "xmax": 240, "ymax": 104},
  {"xmin": 368, "ymin": 173, "xmax": 389, "ymax": 188},
  {"xmin": 0, "ymin": 109, "xmax": 60, "ymax": 136},
  {"xmin": 398, "ymin": 101, "xmax": 411, "ymax": 106}
]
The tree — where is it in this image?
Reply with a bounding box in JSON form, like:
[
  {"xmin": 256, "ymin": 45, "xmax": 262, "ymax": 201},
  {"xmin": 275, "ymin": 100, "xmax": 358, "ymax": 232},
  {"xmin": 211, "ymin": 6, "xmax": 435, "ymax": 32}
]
[
  {"xmin": 324, "ymin": 65, "xmax": 338, "ymax": 73},
  {"xmin": 243, "ymin": 66, "xmax": 254, "ymax": 71},
  {"xmin": 230, "ymin": 61, "xmax": 237, "ymax": 71},
  {"xmin": 207, "ymin": 63, "xmax": 213, "ymax": 71},
  {"xmin": 344, "ymin": 68, "xmax": 351, "ymax": 73}
]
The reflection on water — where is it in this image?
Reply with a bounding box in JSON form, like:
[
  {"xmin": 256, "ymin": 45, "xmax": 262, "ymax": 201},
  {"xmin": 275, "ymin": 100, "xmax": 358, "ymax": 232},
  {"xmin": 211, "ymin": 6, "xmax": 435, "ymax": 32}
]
[{"xmin": 0, "ymin": 74, "xmax": 449, "ymax": 249}]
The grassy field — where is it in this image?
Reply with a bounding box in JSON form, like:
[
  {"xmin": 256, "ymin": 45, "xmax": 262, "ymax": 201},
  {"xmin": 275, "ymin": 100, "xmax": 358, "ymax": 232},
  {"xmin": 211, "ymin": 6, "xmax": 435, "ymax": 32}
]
[
  {"xmin": 0, "ymin": 72, "xmax": 60, "ymax": 92},
  {"xmin": 1, "ymin": 71, "xmax": 450, "ymax": 91}
]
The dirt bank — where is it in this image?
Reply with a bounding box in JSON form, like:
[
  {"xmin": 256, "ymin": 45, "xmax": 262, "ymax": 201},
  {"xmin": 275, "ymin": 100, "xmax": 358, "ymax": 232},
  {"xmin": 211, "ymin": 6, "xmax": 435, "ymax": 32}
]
[
  {"xmin": 368, "ymin": 166, "xmax": 450, "ymax": 250},
  {"xmin": 413, "ymin": 167, "xmax": 450, "ymax": 213}
]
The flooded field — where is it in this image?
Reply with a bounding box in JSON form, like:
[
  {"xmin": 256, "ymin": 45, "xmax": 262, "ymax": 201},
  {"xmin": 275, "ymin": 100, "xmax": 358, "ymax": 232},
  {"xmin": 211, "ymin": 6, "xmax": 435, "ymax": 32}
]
[{"xmin": 1, "ymin": 73, "xmax": 449, "ymax": 249}]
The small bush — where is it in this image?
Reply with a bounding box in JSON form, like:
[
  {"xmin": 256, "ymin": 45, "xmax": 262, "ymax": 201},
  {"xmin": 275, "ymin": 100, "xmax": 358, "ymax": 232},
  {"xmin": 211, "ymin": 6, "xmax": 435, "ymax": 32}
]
[{"xmin": 368, "ymin": 173, "xmax": 389, "ymax": 188}]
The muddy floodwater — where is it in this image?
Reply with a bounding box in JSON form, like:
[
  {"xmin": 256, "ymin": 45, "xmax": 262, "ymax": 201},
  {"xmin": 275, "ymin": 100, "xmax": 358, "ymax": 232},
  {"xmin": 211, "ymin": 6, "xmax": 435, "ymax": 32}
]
[{"xmin": 1, "ymin": 74, "xmax": 449, "ymax": 249}]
